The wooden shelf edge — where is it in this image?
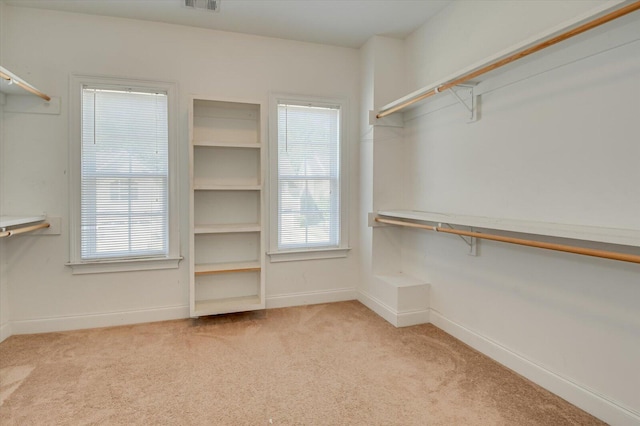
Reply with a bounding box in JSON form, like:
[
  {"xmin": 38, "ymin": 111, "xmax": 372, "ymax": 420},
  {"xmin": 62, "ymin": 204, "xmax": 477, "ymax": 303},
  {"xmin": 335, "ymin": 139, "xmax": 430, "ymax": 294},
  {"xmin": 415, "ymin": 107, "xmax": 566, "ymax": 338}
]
[
  {"xmin": 193, "ymin": 141, "xmax": 261, "ymax": 148},
  {"xmin": 194, "ymin": 261, "xmax": 261, "ymax": 275}
]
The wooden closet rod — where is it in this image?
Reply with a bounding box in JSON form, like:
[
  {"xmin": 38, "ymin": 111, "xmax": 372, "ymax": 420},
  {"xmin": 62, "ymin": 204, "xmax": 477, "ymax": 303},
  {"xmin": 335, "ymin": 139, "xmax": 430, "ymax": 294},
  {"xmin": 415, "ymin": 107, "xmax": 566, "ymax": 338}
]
[
  {"xmin": 0, "ymin": 222, "xmax": 50, "ymax": 238},
  {"xmin": 377, "ymin": 0, "xmax": 640, "ymax": 118},
  {"xmin": 375, "ymin": 217, "xmax": 640, "ymax": 265},
  {"xmin": 0, "ymin": 70, "xmax": 52, "ymax": 102}
]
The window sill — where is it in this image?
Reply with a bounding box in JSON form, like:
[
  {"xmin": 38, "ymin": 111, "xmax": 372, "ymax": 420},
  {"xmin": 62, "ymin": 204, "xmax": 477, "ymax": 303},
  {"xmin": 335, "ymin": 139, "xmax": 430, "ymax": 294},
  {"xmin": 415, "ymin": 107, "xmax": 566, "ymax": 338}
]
[
  {"xmin": 66, "ymin": 256, "xmax": 183, "ymax": 275},
  {"xmin": 268, "ymin": 247, "xmax": 351, "ymax": 263}
]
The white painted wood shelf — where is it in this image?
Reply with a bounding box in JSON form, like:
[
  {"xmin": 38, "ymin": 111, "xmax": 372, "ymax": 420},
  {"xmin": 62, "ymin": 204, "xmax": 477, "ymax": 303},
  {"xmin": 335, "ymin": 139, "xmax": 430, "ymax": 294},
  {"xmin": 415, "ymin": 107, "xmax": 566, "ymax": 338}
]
[
  {"xmin": 376, "ymin": 0, "xmax": 639, "ymax": 119},
  {"xmin": 194, "ymin": 141, "xmax": 261, "ymax": 149},
  {"xmin": 0, "ymin": 215, "xmax": 46, "ymax": 228},
  {"xmin": 194, "ymin": 223, "xmax": 261, "ymax": 234},
  {"xmin": 193, "ymin": 181, "xmax": 261, "ymax": 191},
  {"xmin": 194, "ymin": 261, "xmax": 261, "ymax": 276},
  {"xmin": 0, "ymin": 66, "xmax": 50, "ymax": 100},
  {"xmin": 377, "ymin": 210, "xmax": 640, "ymax": 248},
  {"xmin": 189, "ymin": 97, "xmax": 265, "ymax": 317}
]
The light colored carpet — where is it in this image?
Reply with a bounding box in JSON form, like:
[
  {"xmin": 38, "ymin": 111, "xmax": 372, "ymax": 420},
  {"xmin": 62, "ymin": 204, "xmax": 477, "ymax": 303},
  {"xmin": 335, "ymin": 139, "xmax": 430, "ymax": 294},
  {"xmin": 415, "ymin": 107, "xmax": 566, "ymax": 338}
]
[{"xmin": 0, "ymin": 301, "xmax": 604, "ymax": 425}]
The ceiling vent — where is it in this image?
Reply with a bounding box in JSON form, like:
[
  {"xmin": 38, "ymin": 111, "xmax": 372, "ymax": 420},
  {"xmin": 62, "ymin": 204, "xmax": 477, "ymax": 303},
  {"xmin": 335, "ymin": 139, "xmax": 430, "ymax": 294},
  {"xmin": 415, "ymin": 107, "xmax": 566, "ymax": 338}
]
[{"xmin": 184, "ymin": 0, "xmax": 221, "ymax": 13}]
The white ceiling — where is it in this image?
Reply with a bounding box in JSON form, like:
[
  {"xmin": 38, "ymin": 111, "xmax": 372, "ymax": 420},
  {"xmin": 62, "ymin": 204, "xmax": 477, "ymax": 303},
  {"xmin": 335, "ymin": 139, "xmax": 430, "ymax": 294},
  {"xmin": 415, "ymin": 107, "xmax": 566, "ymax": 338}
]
[{"xmin": 4, "ymin": 0, "xmax": 451, "ymax": 48}]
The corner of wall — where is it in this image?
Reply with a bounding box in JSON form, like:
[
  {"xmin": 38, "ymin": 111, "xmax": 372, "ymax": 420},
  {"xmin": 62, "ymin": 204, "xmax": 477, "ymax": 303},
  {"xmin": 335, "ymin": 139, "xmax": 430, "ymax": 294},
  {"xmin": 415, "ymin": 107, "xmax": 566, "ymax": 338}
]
[{"xmin": 0, "ymin": 1, "xmax": 11, "ymax": 344}]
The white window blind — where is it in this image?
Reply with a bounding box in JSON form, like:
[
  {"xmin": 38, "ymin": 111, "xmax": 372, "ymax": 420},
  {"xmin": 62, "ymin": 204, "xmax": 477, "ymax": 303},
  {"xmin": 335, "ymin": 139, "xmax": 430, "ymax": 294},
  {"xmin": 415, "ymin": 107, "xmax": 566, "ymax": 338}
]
[
  {"xmin": 81, "ymin": 87, "xmax": 168, "ymax": 260},
  {"xmin": 277, "ymin": 102, "xmax": 340, "ymax": 250}
]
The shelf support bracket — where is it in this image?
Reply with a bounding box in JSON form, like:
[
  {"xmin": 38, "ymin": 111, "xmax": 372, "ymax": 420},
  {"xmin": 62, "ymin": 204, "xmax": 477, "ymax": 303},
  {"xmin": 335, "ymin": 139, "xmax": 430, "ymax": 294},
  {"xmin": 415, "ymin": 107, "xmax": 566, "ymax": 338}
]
[
  {"xmin": 448, "ymin": 84, "xmax": 478, "ymax": 123},
  {"xmin": 439, "ymin": 223, "xmax": 477, "ymax": 256}
]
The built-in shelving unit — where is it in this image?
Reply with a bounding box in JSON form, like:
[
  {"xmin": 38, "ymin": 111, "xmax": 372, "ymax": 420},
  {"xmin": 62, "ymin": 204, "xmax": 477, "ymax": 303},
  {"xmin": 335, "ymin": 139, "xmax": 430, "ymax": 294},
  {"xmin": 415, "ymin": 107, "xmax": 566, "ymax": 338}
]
[{"xmin": 189, "ymin": 98, "xmax": 265, "ymax": 317}]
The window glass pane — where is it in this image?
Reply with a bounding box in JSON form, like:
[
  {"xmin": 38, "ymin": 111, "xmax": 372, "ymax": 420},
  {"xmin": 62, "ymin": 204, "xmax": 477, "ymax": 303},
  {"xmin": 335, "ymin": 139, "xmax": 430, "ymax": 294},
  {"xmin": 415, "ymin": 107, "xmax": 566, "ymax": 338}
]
[
  {"xmin": 277, "ymin": 103, "xmax": 340, "ymax": 249},
  {"xmin": 81, "ymin": 88, "xmax": 168, "ymax": 260}
]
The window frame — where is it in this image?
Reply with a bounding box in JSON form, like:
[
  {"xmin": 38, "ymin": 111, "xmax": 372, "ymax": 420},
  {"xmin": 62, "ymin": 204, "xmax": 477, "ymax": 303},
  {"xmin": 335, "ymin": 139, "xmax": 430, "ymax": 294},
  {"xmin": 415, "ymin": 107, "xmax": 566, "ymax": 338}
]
[
  {"xmin": 268, "ymin": 93, "xmax": 350, "ymax": 262},
  {"xmin": 67, "ymin": 75, "xmax": 181, "ymax": 274}
]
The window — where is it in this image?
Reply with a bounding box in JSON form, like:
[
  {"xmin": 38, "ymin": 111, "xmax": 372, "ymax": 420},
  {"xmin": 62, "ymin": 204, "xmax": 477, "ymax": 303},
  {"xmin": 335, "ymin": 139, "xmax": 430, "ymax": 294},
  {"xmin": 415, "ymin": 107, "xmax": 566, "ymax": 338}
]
[
  {"xmin": 68, "ymin": 76, "xmax": 180, "ymax": 273},
  {"xmin": 269, "ymin": 94, "xmax": 349, "ymax": 261}
]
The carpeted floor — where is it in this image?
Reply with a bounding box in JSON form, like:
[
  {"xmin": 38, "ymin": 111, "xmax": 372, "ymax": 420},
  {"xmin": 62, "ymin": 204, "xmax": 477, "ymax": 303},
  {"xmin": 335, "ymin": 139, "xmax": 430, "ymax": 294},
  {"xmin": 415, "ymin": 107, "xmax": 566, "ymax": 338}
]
[{"xmin": 0, "ymin": 301, "xmax": 604, "ymax": 425}]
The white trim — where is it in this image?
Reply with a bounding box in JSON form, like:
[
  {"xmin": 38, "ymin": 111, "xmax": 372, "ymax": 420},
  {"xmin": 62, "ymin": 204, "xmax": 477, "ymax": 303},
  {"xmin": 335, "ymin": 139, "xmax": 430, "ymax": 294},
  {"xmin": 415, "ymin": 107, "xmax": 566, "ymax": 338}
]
[
  {"xmin": 267, "ymin": 93, "xmax": 350, "ymax": 259},
  {"xmin": 357, "ymin": 290, "xmax": 430, "ymax": 328},
  {"xmin": 10, "ymin": 305, "xmax": 190, "ymax": 335},
  {"xmin": 430, "ymin": 309, "xmax": 640, "ymax": 426},
  {"xmin": 66, "ymin": 256, "xmax": 182, "ymax": 275},
  {"xmin": 68, "ymin": 74, "xmax": 181, "ymax": 272},
  {"xmin": 266, "ymin": 287, "xmax": 356, "ymax": 309},
  {"xmin": 268, "ymin": 247, "xmax": 351, "ymax": 263},
  {"xmin": 0, "ymin": 322, "xmax": 11, "ymax": 343},
  {"xmin": 397, "ymin": 308, "xmax": 430, "ymax": 328}
]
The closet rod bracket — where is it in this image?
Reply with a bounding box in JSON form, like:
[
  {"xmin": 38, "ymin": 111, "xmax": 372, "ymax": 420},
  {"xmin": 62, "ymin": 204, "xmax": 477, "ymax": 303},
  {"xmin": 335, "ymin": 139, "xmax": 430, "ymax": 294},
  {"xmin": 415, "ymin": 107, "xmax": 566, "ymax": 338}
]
[
  {"xmin": 438, "ymin": 222, "xmax": 477, "ymax": 256},
  {"xmin": 448, "ymin": 84, "xmax": 478, "ymax": 123}
]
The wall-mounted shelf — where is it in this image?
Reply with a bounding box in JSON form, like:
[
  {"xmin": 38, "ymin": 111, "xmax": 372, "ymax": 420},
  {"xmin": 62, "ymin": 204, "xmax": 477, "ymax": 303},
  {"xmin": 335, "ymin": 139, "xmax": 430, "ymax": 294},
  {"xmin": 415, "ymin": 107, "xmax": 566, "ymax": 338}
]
[
  {"xmin": 376, "ymin": 0, "xmax": 640, "ymax": 119},
  {"xmin": 194, "ymin": 141, "xmax": 261, "ymax": 149},
  {"xmin": 375, "ymin": 210, "xmax": 640, "ymax": 264},
  {"xmin": 0, "ymin": 215, "xmax": 46, "ymax": 228},
  {"xmin": 0, "ymin": 215, "xmax": 50, "ymax": 238},
  {"xmin": 377, "ymin": 210, "xmax": 640, "ymax": 248},
  {"xmin": 0, "ymin": 66, "xmax": 50, "ymax": 101},
  {"xmin": 0, "ymin": 66, "xmax": 60, "ymax": 114}
]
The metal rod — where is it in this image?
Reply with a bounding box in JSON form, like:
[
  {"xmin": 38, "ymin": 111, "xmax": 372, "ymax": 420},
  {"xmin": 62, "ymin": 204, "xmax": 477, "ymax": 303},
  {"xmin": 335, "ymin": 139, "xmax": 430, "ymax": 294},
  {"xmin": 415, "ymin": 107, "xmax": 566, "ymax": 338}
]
[
  {"xmin": 0, "ymin": 222, "xmax": 50, "ymax": 238},
  {"xmin": 376, "ymin": 0, "xmax": 640, "ymax": 118},
  {"xmin": 374, "ymin": 217, "xmax": 640, "ymax": 264}
]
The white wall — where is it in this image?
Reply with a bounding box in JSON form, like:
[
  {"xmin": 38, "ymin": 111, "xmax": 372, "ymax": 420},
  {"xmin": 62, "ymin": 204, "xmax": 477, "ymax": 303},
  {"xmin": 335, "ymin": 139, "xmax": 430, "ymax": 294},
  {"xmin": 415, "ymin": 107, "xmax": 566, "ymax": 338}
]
[
  {"xmin": 396, "ymin": 1, "xmax": 640, "ymax": 424},
  {"xmin": 0, "ymin": 5, "xmax": 360, "ymax": 335},
  {"xmin": 0, "ymin": 1, "xmax": 11, "ymax": 341}
]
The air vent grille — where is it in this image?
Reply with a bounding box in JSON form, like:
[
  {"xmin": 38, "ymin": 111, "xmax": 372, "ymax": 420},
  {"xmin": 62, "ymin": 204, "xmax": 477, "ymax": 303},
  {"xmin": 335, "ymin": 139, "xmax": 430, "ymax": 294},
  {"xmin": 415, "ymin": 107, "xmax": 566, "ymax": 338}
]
[{"xmin": 184, "ymin": 0, "xmax": 221, "ymax": 13}]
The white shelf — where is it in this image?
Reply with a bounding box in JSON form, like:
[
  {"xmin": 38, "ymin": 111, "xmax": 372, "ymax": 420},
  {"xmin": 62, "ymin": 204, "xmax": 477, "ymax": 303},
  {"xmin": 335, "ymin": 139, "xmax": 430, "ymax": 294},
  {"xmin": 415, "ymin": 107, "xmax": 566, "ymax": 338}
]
[
  {"xmin": 193, "ymin": 295, "xmax": 263, "ymax": 317},
  {"xmin": 194, "ymin": 223, "xmax": 261, "ymax": 234},
  {"xmin": 0, "ymin": 215, "xmax": 46, "ymax": 228},
  {"xmin": 193, "ymin": 181, "xmax": 261, "ymax": 191},
  {"xmin": 194, "ymin": 141, "xmax": 261, "ymax": 149},
  {"xmin": 194, "ymin": 261, "xmax": 261, "ymax": 276},
  {"xmin": 0, "ymin": 66, "xmax": 50, "ymax": 100},
  {"xmin": 377, "ymin": 0, "xmax": 633, "ymax": 117},
  {"xmin": 377, "ymin": 210, "xmax": 640, "ymax": 247}
]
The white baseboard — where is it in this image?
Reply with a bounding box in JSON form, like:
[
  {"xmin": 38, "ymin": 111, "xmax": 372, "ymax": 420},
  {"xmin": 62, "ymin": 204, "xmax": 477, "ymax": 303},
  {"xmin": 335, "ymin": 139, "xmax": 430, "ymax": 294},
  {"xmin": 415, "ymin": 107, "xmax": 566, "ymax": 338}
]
[
  {"xmin": 266, "ymin": 287, "xmax": 356, "ymax": 309},
  {"xmin": 0, "ymin": 321, "xmax": 11, "ymax": 343},
  {"xmin": 10, "ymin": 305, "xmax": 190, "ymax": 336},
  {"xmin": 357, "ymin": 290, "xmax": 430, "ymax": 328},
  {"xmin": 430, "ymin": 309, "xmax": 640, "ymax": 426}
]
